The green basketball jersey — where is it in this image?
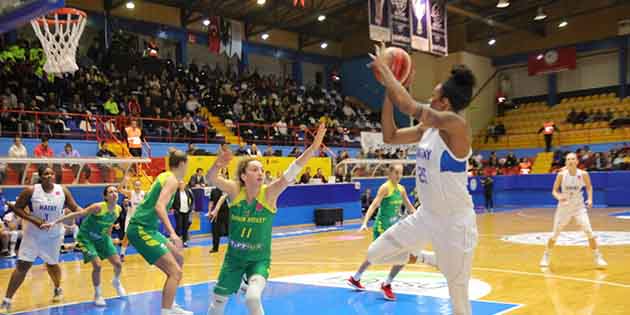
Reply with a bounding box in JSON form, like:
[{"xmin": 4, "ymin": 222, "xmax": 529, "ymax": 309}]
[
  {"xmin": 226, "ymin": 185, "xmax": 276, "ymax": 261},
  {"xmin": 78, "ymin": 202, "xmax": 122, "ymax": 240},
  {"xmin": 375, "ymin": 181, "xmax": 404, "ymax": 227},
  {"xmin": 130, "ymin": 171, "xmax": 176, "ymax": 230}
]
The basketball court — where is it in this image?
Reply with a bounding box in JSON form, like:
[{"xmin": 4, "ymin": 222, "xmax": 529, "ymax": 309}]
[
  {"xmin": 0, "ymin": 206, "xmax": 627, "ymax": 314},
  {"xmin": 0, "ymin": 0, "xmax": 629, "ymax": 314}
]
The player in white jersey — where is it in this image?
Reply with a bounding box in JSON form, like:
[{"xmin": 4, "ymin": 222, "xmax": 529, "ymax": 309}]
[
  {"xmin": 366, "ymin": 43, "xmax": 478, "ymax": 315},
  {"xmin": 119, "ymin": 179, "xmax": 145, "ymax": 259},
  {"xmin": 0, "ymin": 166, "xmax": 83, "ymax": 313},
  {"xmin": 540, "ymin": 153, "xmax": 607, "ymax": 268}
]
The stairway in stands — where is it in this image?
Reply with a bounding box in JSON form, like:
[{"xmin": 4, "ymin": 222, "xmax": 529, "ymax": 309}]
[
  {"xmin": 531, "ymin": 152, "xmax": 554, "ymax": 174},
  {"xmin": 208, "ymin": 114, "xmax": 241, "ymax": 144}
]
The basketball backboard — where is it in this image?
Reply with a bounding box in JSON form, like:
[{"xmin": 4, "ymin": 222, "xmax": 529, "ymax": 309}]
[{"xmin": 0, "ymin": 0, "xmax": 64, "ymax": 34}]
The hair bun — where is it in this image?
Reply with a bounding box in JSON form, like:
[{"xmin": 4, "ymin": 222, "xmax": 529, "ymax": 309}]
[{"xmin": 451, "ymin": 65, "xmax": 476, "ymax": 87}]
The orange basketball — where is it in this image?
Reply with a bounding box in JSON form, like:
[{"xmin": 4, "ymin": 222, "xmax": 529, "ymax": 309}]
[{"xmin": 372, "ymin": 47, "xmax": 413, "ymax": 85}]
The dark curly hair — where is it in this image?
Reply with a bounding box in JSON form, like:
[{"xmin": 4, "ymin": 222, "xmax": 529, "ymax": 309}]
[{"xmin": 440, "ymin": 64, "xmax": 476, "ymax": 112}]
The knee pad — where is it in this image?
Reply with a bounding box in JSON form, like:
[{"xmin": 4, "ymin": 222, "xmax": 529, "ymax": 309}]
[
  {"xmin": 9, "ymin": 231, "xmax": 18, "ymax": 242},
  {"xmin": 245, "ymin": 275, "xmax": 266, "ymax": 315}
]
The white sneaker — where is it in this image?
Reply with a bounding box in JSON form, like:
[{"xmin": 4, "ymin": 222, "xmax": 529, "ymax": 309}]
[
  {"xmin": 0, "ymin": 301, "xmax": 11, "ymax": 314},
  {"xmin": 52, "ymin": 287, "xmax": 63, "ymax": 302},
  {"xmin": 94, "ymin": 295, "xmax": 106, "ymax": 307},
  {"xmin": 112, "ymin": 279, "xmax": 127, "ymax": 296},
  {"xmin": 594, "ymin": 253, "xmax": 608, "ymax": 268},
  {"xmin": 540, "ymin": 252, "xmax": 550, "ymax": 267},
  {"xmin": 169, "ymin": 304, "xmax": 193, "ymax": 315}
]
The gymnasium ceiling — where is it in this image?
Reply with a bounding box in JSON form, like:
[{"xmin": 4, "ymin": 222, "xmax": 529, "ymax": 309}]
[{"xmin": 120, "ymin": 0, "xmax": 630, "ymax": 50}]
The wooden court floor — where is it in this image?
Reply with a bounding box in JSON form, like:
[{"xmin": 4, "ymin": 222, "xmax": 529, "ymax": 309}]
[{"xmin": 1, "ymin": 207, "xmax": 629, "ymax": 314}]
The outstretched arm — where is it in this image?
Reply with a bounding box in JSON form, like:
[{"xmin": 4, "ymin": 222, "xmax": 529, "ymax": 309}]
[
  {"xmin": 206, "ymin": 148, "xmax": 239, "ymax": 199},
  {"xmin": 266, "ymin": 123, "xmax": 327, "ymax": 207},
  {"xmin": 41, "ymin": 203, "xmax": 100, "ymax": 229}
]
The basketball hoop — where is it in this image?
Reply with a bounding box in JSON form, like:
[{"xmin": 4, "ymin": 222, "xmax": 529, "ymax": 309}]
[{"xmin": 30, "ymin": 7, "xmax": 87, "ymax": 74}]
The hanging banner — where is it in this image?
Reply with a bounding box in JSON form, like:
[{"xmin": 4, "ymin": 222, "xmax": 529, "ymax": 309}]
[
  {"xmin": 390, "ymin": 0, "xmax": 412, "ymax": 49},
  {"xmin": 428, "ymin": 0, "xmax": 447, "ymax": 56},
  {"xmin": 369, "ymin": 0, "xmax": 391, "ymax": 42},
  {"xmin": 527, "ymin": 47, "xmax": 577, "ymax": 76},
  {"xmin": 410, "ymin": 0, "xmax": 429, "ymax": 52},
  {"xmin": 208, "ymin": 16, "xmax": 221, "ymax": 54}
]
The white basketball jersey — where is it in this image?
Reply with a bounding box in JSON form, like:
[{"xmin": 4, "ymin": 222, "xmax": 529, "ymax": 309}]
[
  {"xmin": 559, "ymin": 168, "xmax": 586, "ymax": 209},
  {"xmin": 27, "ymin": 184, "xmax": 66, "ymax": 237},
  {"xmin": 416, "ymin": 128, "xmax": 474, "ymax": 214},
  {"xmin": 131, "ymin": 190, "xmax": 145, "ymax": 208}
]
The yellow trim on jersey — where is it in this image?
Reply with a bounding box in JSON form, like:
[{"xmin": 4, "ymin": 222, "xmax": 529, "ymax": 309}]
[
  {"xmin": 157, "ymin": 171, "xmax": 173, "ymax": 185},
  {"xmin": 232, "ymin": 185, "xmax": 277, "ymax": 214},
  {"xmin": 96, "ymin": 202, "xmax": 121, "ymax": 217},
  {"xmin": 384, "ymin": 180, "xmax": 404, "ymax": 198}
]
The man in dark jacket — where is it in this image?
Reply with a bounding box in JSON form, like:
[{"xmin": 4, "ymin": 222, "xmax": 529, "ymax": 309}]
[
  {"xmin": 172, "ymin": 180, "xmax": 195, "ymax": 247},
  {"xmin": 208, "ymin": 186, "xmax": 229, "ymax": 253}
]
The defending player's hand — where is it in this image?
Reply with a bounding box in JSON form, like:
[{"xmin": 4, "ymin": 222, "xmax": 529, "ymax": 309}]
[
  {"xmin": 40, "ymin": 222, "xmax": 55, "ymax": 230},
  {"xmin": 309, "ymin": 123, "xmax": 327, "ymax": 152},
  {"xmin": 358, "ymin": 223, "xmax": 368, "ymax": 232},
  {"xmin": 170, "ymin": 234, "xmax": 183, "ymax": 249},
  {"xmin": 216, "ymin": 146, "xmax": 233, "ymax": 168}
]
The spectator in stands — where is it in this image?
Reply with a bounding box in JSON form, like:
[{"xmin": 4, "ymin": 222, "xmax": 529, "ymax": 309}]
[
  {"xmin": 182, "ymin": 113, "xmax": 198, "ymax": 138},
  {"xmin": 172, "ymin": 180, "xmax": 194, "ymax": 247},
  {"xmin": 185, "ymin": 94, "xmax": 201, "ymax": 114},
  {"xmin": 124, "ymin": 119, "xmax": 144, "ymax": 157},
  {"xmin": 103, "ymin": 93, "xmax": 120, "ymax": 116},
  {"xmin": 299, "ymin": 167, "xmax": 312, "ymax": 184},
  {"xmin": 127, "ymin": 95, "xmax": 141, "ymax": 117},
  {"xmin": 494, "ymin": 120, "xmax": 506, "ymax": 138},
  {"xmin": 8, "ymin": 137, "xmax": 27, "ymax": 183},
  {"xmin": 484, "ymin": 121, "xmax": 496, "ymax": 143},
  {"xmin": 605, "ymin": 108, "xmax": 614, "ymax": 121},
  {"xmin": 249, "ymin": 144, "xmax": 262, "ymax": 157},
  {"xmin": 505, "ymin": 152, "xmax": 518, "ymax": 167},
  {"xmin": 264, "ymin": 171, "xmax": 273, "ymax": 185},
  {"xmin": 488, "ymin": 152, "xmax": 498, "ymax": 167},
  {"xmin": 519, "ymin": 158, "xmax": 532, "ymax": 174},
  {"xmin": 95, "ymin": 141, "xmax": 116, "ymax": 182},
  {"xmin": 538, "ymin": 120, "xmax": 559, "ymax": 152},
  {"xmin": 612, "ymin": 153, "xmax": 624, "ymax": 170},
  {"xmin": 566, "ymin": 108, "xmax": 578, "ymax": 124},
  {"xmin": 236, "ymin": 143, "xmax": 248, "ymax": 156},
  {"xmin": 60, "ymin": 143, "xmax": 90, "ymax": 182},
  {"xmin": 312, "ymin": 168, "xmax": 328, "ymax": 183},
  {"xmin": 576, "ymin": 108, "xmax": 588, "ymax": 124}
]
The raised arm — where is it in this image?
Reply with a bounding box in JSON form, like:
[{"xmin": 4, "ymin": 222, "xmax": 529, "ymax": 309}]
[
  {"xmin": 266, "ymin": 123, "xmax": 327, "ymax": 206},
  {"xmin": 583, "ymin": 171, "xmax": 593, "ymax": 208},
  {"xmin": 206, "ymin": 148, "xmax": 239, "ymax": 199},
  {"xmin": 381, "ymin": 94, "xmax": 424, "ymax": 144},
  {"xmin": 359, "ymin": 185, "xmax": 388, "ymax": 231},
  {"xmin": 552, "ymin": 173, "xmax": 565, "ymax": 202}
]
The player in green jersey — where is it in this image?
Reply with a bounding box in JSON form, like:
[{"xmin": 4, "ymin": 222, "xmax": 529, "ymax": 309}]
[
  {"xmin": 126, "ymin": 150, "xmax": 191, "ymax": 315},
  {"xmin": 42, "ymin": 185, "xmax": 127, "ymax": 307},
  {"xmin": 347, "ymin": 164, "xmax": 416, "ymax": 301},
  {"xmin": 207, "ymin": 123, "xmax": 327, "ymax": 315}
]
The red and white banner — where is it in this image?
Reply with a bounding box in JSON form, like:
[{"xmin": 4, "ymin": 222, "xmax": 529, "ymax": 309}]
[
  {"xmin": 528, "ymin": 47, "xmax": 576, "ymax": 76},
  {"xmin": 208, "ymin": 16, "xmax": 221, "ymax": 54}
]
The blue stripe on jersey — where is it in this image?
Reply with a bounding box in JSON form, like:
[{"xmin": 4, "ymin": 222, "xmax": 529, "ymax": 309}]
[{"xmin": 440, "ymin": 151, "xmax": 466, "ymax": 173}]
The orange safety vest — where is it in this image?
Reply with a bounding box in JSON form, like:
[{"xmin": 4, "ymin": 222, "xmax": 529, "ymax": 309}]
[
  {"xmin": 126, "ymin": 126, "xmax": 142, "ymax": 149},
  {"xmin": 543, "ymin": 122, "xmax": 555, "ymax": 135}
]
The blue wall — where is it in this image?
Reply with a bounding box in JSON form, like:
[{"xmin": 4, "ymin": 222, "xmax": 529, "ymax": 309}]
[
  {"xmin": 0, "ymin": 138, "xmax": 363, "ymax": 158},
  {"xmin": 467, "ymin": 172, "xmax": 630, "ymax": 208},
  {"xmin": 1, "ymin": 183, "xmax": 361, "ymax": 235},
  {"xmin": 476, "ymin": 140, "xmax": 630, "ymax": 159}
]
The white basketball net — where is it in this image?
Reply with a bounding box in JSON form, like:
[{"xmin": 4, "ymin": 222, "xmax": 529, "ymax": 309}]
[{"xmin": 30, "ymin": 9, "xmax": 86, "ymax": 74}]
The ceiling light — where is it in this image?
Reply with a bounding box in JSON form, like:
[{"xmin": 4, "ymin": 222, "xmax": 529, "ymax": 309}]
[
  {"xmin": 536, "ymin": 54, "xmax": 543, "ymax": 60},
  {"xmin": 534, "ymin": 7, "xmax": 547, "ymax": 21},
  {"xmin": 261, "ymin": 33, "xmax": 269, "ymax": 40},
  {"xmin": 203, "ymin": 18, "xmax": 210, "ymax": 26},
  {"xmin": 317, "ymin": 15, "xmax": 326, "ymax": 22},
  {"xmin": 257, "ymin": 0, "xmax": 266, "ymax": 5},
  {"xmin": 320, "ymin": 42, "xmax": 328, "ymax": 49},
  {"xmin": 496, "ymin": 0, "xmax": 510, "ymax": 8},
  {"xmin": 488, "ymin": 38, "xmax": 496, "ymax": 46},
  {"xmin": 125, "ymin": 1, "xmax": 135, "ymax": 9},
  {"xmin": 558, "ymin": 20, "xmax": 568, "ymax": 28}
]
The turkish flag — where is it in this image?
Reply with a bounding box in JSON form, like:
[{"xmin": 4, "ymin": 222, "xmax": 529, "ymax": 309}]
[
  {"xmin": 528, "ymin": 47, "xmax": 576, "ymax": 76},
  {"xmin": 208, "ymin": 16, "xmax": 221, "ymax": 54}
]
